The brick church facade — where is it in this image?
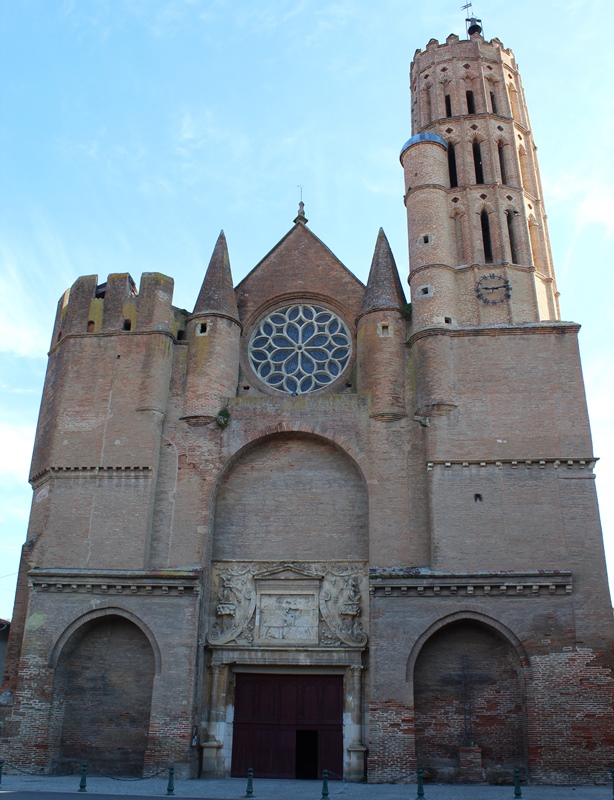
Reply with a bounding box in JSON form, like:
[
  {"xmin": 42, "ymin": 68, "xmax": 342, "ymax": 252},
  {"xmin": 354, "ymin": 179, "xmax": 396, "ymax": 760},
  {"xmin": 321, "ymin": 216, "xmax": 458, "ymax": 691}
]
[{"xmin": 1, "ymin": 23, "xmax": 613, "ymax": 785}]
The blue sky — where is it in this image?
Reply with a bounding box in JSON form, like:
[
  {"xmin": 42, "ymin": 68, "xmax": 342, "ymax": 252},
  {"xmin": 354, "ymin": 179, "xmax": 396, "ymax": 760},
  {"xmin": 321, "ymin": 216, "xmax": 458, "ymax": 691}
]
[{"xmin": 1, "ymin": 0, "xmax": 613, "ymax": 619}]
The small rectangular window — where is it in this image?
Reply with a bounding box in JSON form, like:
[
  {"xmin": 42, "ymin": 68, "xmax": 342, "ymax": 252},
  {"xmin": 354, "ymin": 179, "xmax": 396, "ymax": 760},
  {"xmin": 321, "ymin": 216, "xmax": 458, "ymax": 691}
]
[
  {"xmin": 490, "ymin": 91, "xmax": 498, "ymax": 114},
  {"xmin": 445, "ymin": 94, "xmax": 452, "ymax": 117},
  {"xmin": 466, "ymin": 90, "xmax": 475, "ymax": 114}
]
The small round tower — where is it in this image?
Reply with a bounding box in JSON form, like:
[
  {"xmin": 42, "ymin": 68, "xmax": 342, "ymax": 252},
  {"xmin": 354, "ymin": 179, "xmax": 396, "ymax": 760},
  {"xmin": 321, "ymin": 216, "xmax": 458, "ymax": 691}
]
[{"xmin": 183, "ymin": 231, "xmax": 241, "ymax": 422}]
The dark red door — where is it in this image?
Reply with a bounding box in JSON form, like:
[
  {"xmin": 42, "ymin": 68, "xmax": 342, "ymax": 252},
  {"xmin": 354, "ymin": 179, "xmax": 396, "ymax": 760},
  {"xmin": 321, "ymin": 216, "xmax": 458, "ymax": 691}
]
[{"xmin": 231, "ymin": 674, "xmax": 343, "ymax": 779}]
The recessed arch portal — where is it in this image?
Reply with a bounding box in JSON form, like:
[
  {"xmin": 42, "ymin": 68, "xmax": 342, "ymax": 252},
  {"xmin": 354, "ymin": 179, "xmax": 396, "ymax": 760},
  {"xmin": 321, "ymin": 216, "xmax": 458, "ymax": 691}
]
[
  {"xmin": 213, "ymin": 432, "xmax": 368, "ymax": 562},
  {"xmin": 53, "ymin": 614, "xmax": 155, "ymax": 776},
  {"xmin": 411, "ymin": 614, "xmax": 528, "ymax": 782}
]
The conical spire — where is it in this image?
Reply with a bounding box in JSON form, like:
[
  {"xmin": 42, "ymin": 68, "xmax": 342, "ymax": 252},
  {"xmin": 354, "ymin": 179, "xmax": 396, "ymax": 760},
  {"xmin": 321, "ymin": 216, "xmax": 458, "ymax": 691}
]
[
  {"xmin": 360, "ymin": 228, "xmax": 406, "ymax": 315},
  {"xmin": 193, "ymin": 230, "xmax": 239, "ymax": 320}
]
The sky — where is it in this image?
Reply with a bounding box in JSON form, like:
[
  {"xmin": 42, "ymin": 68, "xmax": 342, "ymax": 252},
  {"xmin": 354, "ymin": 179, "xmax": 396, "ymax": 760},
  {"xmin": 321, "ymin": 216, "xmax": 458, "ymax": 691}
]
[{"xmin": 0, "ymin": 0, "xmax": 613, "ymax": 620}]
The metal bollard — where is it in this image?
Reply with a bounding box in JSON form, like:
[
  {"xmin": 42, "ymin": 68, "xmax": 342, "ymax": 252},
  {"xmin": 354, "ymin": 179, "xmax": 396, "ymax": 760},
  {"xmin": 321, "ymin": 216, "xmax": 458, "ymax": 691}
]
[
  {"xmin": 513, "ymin": 768, "xmax": 522, "ymax": 799},
  {"xmin": 166, "ymin": 765, "xmax": 175, "ymax": 796},
  {"xmin": 245, "ymin": 767, "xmax": 254, "ymax": 798},
  {"xmin": 78, "ymin": 762, "xmax": 88, "ymax": 793},
  {"xmin": 415, "ymin": 767, "xmax": 425, "ymax": 799},
  {"xmin": 321, "ymin": 768, "xmax": 329, "ymax": 800}
]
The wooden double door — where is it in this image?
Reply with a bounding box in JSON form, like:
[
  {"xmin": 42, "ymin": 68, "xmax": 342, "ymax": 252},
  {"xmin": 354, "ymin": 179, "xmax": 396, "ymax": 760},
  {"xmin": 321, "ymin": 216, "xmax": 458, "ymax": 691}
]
[{"xmin": 231, "ymin": 673, "xmax": 343, "ymax": 780}]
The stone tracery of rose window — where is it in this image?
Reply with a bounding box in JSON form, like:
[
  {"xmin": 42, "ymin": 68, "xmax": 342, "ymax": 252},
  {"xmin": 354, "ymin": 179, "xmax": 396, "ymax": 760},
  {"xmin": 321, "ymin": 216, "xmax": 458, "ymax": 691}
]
[{"xmin": 248, "ymin": 304, "xmax": 352, "ymax": 395}]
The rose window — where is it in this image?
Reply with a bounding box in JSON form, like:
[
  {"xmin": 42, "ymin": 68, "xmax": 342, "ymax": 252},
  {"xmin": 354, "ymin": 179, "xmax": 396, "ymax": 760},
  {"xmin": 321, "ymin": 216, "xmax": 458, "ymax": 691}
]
[{"xmin": 249, "ymin": 304, "xmax": 352, "ymax": 394}]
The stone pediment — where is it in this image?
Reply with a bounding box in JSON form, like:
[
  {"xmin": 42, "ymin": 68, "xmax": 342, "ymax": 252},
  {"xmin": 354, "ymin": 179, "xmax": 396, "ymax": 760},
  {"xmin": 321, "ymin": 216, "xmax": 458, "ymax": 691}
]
[{"xmin": 254, "ymin": 563, "xmax": 323, "ymax": 581}]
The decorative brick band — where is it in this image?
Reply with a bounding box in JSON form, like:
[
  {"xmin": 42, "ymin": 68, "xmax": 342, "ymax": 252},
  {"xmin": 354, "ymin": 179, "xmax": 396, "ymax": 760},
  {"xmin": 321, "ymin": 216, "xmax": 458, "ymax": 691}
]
[
  {"xmin": 426, "ymin": 458, "xmax": 596, "ymax": 471},
  {"xmin": 369, "ymin": 570, "xmax": 572, "ymax": 598},
  {"xmin": 408, "ymin": 321, "xmax": 581, "ymax": 347},
  {"xmin": 29, "ymin": 568, "xmax": 201, "ymax": 597},
  {"xmin": 30, "ymin": 465, "xmax": 153, "ymax": 485},
  {"xmin": 48, "ymin": 327, "xmax": 176, "ymax": 355}
]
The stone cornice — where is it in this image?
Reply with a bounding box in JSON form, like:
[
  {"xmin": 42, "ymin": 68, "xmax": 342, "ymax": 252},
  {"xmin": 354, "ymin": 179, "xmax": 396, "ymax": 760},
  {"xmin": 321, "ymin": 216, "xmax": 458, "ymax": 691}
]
[
  {"xmin": 30, "ymin": 465, "xmax": 153, "ymax": 487},
  {"xmin": 408, "ymin": 321, "xmax": 580, "ymax": 346},
  {"xmin": 29, "ymin": 568, "xmax": 202, "ymax": 597},
  {"xmin": 369, "ymin": 569, "xmax": 572, "ymax": 598},
  {"xmin": 426, "ymin": 457, "xmax": 597, "ymax": 471}
]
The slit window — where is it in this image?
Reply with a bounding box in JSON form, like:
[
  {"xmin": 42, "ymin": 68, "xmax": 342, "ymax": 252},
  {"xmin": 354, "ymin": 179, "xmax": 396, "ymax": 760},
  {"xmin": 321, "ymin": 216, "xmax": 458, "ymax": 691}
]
[
  {"xmin": 506, "ymin": 211, "xmax": 518, "ymax": 264},
  {"xmin": 490, "ymin": 91, "xmax": 498, "ymax": 114},
  {"xmin": 466, "ymin": 90, "xmax": 476, "ymax": 114},
  {"xmin": 481, "ymin": 210, "xmax": 493, "ymax": 263},
  {"xmin": 447, "ymin": 142, "xmax": 458, "ymax": 187},
  {"xmin": 498, "ymin": 142, "xmax": 508, "ymax": 185},
  {"xmin": 473, "ymin": 141, "xmax": 484, "ymax": 184},
  {"xmin": 445, "ymin": 94, "xmax": 452, "ymax": 117}
]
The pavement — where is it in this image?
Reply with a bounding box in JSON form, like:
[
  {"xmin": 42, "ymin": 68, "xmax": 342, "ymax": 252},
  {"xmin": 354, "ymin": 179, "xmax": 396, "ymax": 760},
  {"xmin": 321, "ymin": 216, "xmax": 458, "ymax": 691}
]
[{"xmin": 0, "ymin": 775, "xmax": 612, "ymax": 800}]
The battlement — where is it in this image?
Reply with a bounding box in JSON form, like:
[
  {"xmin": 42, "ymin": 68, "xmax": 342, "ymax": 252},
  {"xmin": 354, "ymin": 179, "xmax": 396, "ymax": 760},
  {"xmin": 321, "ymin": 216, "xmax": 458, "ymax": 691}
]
[
  {"xmin": 50, "ymin": 271, "xmax": 187, "ymax": 349},
  {"xmin": 413, "ymin": 32, "xmax": 515, "ymax": 63}
]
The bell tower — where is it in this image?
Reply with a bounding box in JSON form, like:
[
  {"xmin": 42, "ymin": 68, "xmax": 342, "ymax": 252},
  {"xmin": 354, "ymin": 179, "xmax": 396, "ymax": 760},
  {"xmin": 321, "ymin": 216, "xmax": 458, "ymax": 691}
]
[{"xmin": 401, "ymin": 23, "xmax": 559, "ymax": 329}]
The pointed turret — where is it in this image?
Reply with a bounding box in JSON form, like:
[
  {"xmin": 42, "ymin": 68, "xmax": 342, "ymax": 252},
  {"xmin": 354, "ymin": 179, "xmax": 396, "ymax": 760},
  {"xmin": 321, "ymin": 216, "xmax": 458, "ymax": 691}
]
[
  {"xmin": 193, "ymin": 231, "xmax": 239, "ymax": 321},
  {"xmin": 356, "ymin": 230, "xmax": 407, "ymax": 421},
  {"xmin": 183, "ymin": 232, "xmax": 241, "ymax": 423},
  {"xmin": 360, "ymin": 228, "xmax": 406, "ymax": 316}
]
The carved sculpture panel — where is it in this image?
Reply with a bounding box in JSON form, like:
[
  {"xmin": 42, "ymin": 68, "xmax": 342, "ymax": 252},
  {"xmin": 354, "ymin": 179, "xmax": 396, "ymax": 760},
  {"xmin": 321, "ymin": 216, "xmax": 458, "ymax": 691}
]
[{"xmin": 208, "ymin": 562, "xmax": 368, "ymax": 648}]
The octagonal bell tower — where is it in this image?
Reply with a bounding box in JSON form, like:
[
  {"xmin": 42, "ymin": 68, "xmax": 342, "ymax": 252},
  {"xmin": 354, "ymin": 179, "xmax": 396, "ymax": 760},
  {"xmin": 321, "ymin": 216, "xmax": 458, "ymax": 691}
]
[{"xmin": 401, "ymin": 25, "xmax": 560, "ymax": 329}]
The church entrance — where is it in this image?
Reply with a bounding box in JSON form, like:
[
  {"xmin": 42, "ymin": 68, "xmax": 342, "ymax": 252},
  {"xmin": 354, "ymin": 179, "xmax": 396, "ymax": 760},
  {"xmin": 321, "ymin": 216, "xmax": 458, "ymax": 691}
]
[{"xmin": 231, "ymin": 674, "xmax": 343, "ymax": 779}]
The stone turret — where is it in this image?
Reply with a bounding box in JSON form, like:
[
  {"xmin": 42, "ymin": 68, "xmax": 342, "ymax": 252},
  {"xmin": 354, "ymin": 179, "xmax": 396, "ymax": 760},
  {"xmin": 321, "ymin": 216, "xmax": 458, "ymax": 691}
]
[
  {"xmin": 356, "ymin": 229, "xmax": 406, "ymax": 420},
  {"xmin": 183, "ymin": 231, "xmax": 241, "ymax": 422}
]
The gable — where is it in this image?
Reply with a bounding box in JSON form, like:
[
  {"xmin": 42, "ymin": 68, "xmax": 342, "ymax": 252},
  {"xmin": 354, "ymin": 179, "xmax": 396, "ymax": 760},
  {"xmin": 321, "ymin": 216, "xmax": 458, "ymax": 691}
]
[{"xmin": 235, "ymin": 223, "xmax": 366, "ymax": 327}]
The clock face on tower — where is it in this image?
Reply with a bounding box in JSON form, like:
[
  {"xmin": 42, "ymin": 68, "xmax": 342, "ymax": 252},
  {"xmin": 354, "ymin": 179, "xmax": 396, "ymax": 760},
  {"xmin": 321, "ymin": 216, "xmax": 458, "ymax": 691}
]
[{"xmin": 476, "ymin": 273, "xmax": 512, "ymax": 305}]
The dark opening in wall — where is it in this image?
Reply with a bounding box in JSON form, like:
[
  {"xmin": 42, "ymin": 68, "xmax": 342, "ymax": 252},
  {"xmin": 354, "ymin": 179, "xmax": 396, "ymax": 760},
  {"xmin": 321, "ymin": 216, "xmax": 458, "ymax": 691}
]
[
  {"xmin": 490, "ymin": 91, "xmax": 498, "ymax": 114},
  {"xmin": 447, "ymin": 142, "xmax": 458, "ymax": 188},
  {"xmin": 87, "ymin": 321, "xmax": 95, "ymax": 333},
  {"xmin": 177, "ymin": 330, "xmax": 186, "ymax": 341},
  {"xmin": 444, "ymin": 317, "xmax": 452, "ymax": 325},
  {"xmin": 473, "ymin": 141, "xmax": 484, "ymax": 184},
  {"xmin": 445, "ymin": 94, "xmax": 452, "ymax": 117},
  {"xmin": 506, "ymin": 211, "xmax": 518, "ymax": 264},
  {"xmin": 198, "ymin": 322, "xmax": 208, "ymax": 335},
  {"xmin": 480, "ymin": 211, "xmax": 493, "ymax": 263},
  {"xmin": 498, "ymin": 142, "xmax": 507, "ymax": 185},
  {"xmin": 122, "ymin": 319, "xmax": 132, "ymax": 331},
  {"xmin": 474, "ymin": 493, "xmax": 483, "ymax": 502},
  {"xmin": 466, "ymin": 90, "xmax": 476, "ymax": 114}
]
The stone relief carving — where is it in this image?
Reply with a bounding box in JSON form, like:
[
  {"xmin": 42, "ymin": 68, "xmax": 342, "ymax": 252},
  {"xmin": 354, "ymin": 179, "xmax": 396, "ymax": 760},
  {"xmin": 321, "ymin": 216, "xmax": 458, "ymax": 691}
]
[{"xmin": 207, "ymin": 562, "xmax": 368, "ymax": 648}]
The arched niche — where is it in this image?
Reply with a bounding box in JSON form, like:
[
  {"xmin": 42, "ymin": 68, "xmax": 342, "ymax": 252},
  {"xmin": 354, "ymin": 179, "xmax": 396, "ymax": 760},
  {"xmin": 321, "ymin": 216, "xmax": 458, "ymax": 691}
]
[
  {"xmin": 213, "ymin": 433, "xmax": 368, "ymax": 562},
  {"xmin": 411, "ymin": 614, "xmax": 528, "ymax": 782},
  {"xmin": 52, "ymin": 614, "xmax": 156, "ymax": 776}
]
